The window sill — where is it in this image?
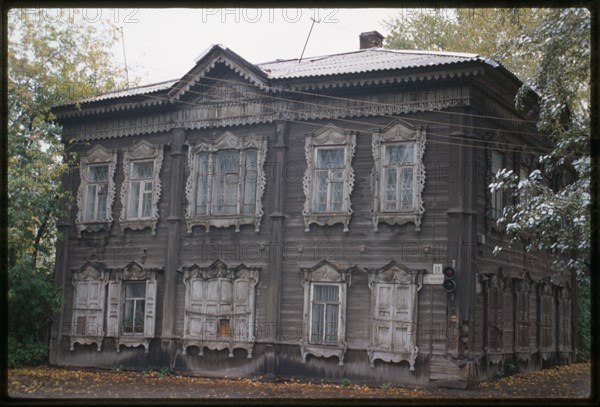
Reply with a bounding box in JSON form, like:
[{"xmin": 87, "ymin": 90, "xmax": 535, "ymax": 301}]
[
  {"xmin": 186, "ymin": 215, "xmax": 261, "ymax": 233},
  {"xmin": 76, "ymin": 221, "xmax": 112, "ymax": 238},
  {"xmin": 182, "ymin": 338, "xmax": 255, "ymax": 358},
  {"xmin": 114, "ymin": 336, "xmax": 152, "ymax": 353},
  {"xmin": 69, "ymin": 335, "xmax": 104, "ymax": 352},
  {"xmin": 373, "ymin": 212, "xmax": 423, "ymax": 232},
  {"xmin": 367, "ymin": 348, "xmax": 419, "ymax": 371},
  {"xmin": 120, "ymin": 219, "xmax": 158, "ymax": 235},
  {"xmin": 303, "ymin": 213, "xmax": 352, "ymax": 232},
  {"xmin": 301, "ymin": 342, "xmax": 347, "ymax": 366}
]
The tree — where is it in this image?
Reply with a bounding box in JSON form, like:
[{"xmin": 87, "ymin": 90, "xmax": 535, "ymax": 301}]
[
  {"xmin": 384, "ymin": 8, "xmax": 591, "ymax": 359},
  {"xmin": 7, "ymin": 9, "xmax": 127, "ymax": 367}
]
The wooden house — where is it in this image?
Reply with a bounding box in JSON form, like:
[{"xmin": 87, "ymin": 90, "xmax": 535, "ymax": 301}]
[{"xmin": 49, "ymin": 31, "xmax": 576, "ymax": 388}]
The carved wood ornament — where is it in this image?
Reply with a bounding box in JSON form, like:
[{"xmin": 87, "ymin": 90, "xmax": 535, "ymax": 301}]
[
  {"xmin": 366, "ymin": 261, "xmax": 424, "ymax": 371},
  {"xmin": 76, "ymin": 145, "xmax": 118, "ymax": 237},
  {"xmin": 119, "ymin": 140, "xmax": 164, "ymax": 235},
  {"xmin": 371, "ymin": 120, "xmax": 426, "ymax": 232},
  {"xmin": 179, "ymin": 259, "xmax": 259, "ymax": 358},
  {"xmin": 184, "ymin": 131, "xmax": 268, "ymax": 233},
  {"xmin": 302, "ymin": 124, "xmax": 356, "ymax": 232}
]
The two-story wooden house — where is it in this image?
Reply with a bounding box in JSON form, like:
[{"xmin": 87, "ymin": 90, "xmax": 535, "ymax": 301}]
[{"xmin": 49, "ymin": 31, "xmax": 576, "ymax": 388}]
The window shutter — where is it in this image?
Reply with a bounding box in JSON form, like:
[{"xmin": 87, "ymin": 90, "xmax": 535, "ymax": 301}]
[
  {"xmin": 106, "ymin": 281, "xmax": 121, "ymax": 337},
  {"xmin": 144, "ymin": 279, "xmax": 157, "ymax": 338},
  {"xmin": 233, "ymin": 279, "xmax": 250, "ymax": 341},
  {"xmin": 188, "ymin": 279, "xmax": 205, "ymax": 338},
  {"xmin": 374, "ymin": 285, "xmax": 393, "ymax": 349},
  {"xmin": 72, "ymin": 281, "xmax": 89, "ymax": 336},
  {"xmin": 393, "ymin": 286, "xmax": 411, "ymax": 352},
  {"xmin": 87, "ymin": 280, "xmax": 104, "ymax": 337},
  {"xmin": 205, "ymin": 280, "xmax": 219, "ymax": 340}
]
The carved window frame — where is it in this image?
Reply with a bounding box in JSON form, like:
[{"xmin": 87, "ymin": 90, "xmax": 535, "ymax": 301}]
[
  {"xmin": 371, "ymin": 121, "xmax": 426, "ymax": 232},
  {"xmin": 178, "ymin": 259, "xmax": 259, "ymax": 358},
  {"xmin": 537, "ymin": 280, "xmax": 555, "ymax": 355},
  {"xmin": 366, "ymin": 261, "xmax": 424, "ymax": 371},
  {"xmin": 119, "ymin": 140, "xmax": 163, "ymax": 234},
  {"xmin": 513, "ymin": 272, "xmax": 533, "ymax": 358},
  {"xmin": 76, "ymin": 145, "xmax": 117, "ymax": 237},
  {"xmin": 70, "ymin": 262, "xmax": 109, "ymax": 351},
  {"xmin": 300, "ymin": 260, "xmax": 353, "ymax": 366},
  {"xmin": 106, "ymin": 261, "xmax": 161, "ymax": 353},
  {"xmin": 302, "ymin": 124, "xmax": 356, "ymax": 232},
  {"xmin": 556, "ymin": 284, "xmax": 572, "ymax": 353},
  {"xmin": 481, "ymin": 271, "xmax": 505, "ymax": 359},
  {"xmin": 185, "ymin": 131, "xmax": 268, "ymax": 233}
]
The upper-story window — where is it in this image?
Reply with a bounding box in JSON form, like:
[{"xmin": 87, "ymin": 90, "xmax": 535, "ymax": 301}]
[
  {"xmin": 76, "ymin": 145, "xmax": 117, "ymax": 237},
  {"xmin": 185, "ymin": 132, "xmax": 267, "ymax": 233},
  {"xmin": 302, "ymin": 124, "xmax": 356, "ymax": 232},
  {"xmin": 371, "ymin": 121, "xmax": 426, "ymax": 232},
  {"xmin": 119, "ymin": 141, "xmax": 163, "ymax": 234},
  {"xmin": 490, "ymin": 151, "xmax": 504, "ymax": 220}
]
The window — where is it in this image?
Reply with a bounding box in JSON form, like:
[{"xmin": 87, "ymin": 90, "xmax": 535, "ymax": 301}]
[
  {"xmin": 519, "ymin": 164, "xmax": 531, "ymax": 205},
  {"xmin": 302, "ymin": 124, "xmax": 356, "ymax": 232},
  {"xmin": 371, "ymin": 121, "xmax": 426, "ymax": 232},
  {"xmin": 106, "ymin": 261, "xmax": 159, "ymax": 353},
  {"xmin": 127, "ymin": 161, "xmax": 154, "ymax": 220},
  {"xmin": 122, "ymin": 281, "xmax": 146, "ymax": 335},
  {"xmin": 310, "ymin": 284, "xmax": 340, "ymax": 344},
  {"xmin": 513, "ymin": 275, "xmax": 532, "ymax": 353},
  {"xmin": 482, "ymin": 273, "xmax": 504, "ymax": 353},
  {"xmin": 538, "ymin": 282, "xmax": 554, "ymax": 352},
  {"xmin": 70, "ymin": 263, "xmax": 109, "ymax": 351},
  {"xmin": 490, "ymin": 151, "xmax": 504, "ymax": 220},
  {"xmin": 180, "ymin": 260, "xmax": 259, "ymax": 358},
  {"xmin": 185, "ymin": 132, "xmax": 267, "ymax": 233},
  {"xmin": 119, "ymin": 141, "xmax": 163, "ymax": 234},
  {"xmin": 557, "ymin": 285, "xmax": 572, "ymax": 352},
  {"xmin": 367, "ymin": 261, "xmax": 424, "ymax": 371},
  {"xmin": 300, "ymin": 260, "xmax": 352, "ymax": 366},
  {"xmin": 76, "ymin": 145, "xmax": 117, "ymax": 237}
]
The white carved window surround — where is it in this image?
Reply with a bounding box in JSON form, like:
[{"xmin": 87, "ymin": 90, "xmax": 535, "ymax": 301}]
[
  {"xmin": 538, "ymin": 281, "xmax": 554, "ymax": 354},
  {"xmin": 557, "ymin": 284, "xmax": 572, "ymax": 352},
  {"xmin": 106, "ymin": 261, "xmax": 161, "ymax": 353},
  {"xmin": 179, "ymin": 259, "xmax": 259, "ymax": 358},
  {"xmin": 367, "ymin": 261, "xmax": 424, "ymax": 371},
  {"xmin": 300, "ymin": 260, "xmax": 353, "ymax": 366},
  {"xmin": 76, "ymin": 145, "xmax": 117, "ymax": 237},
  {"xmin": 119, "ymin": 140, "xmax": 163, "ymax": 234},
  {"xmin": 185, "ymin": 131, "xmax": 267, "ymax": 233},
  {"xmin": 70, "ymin": 262, "xmax": 109, "ymax": 351},
  {"xmin": 302, "ymin": 124, "xmax": 356, "ymax": 232},
  {"xmin": 371, "ymin": 121, "xmax": 426, "ymax": 232}
]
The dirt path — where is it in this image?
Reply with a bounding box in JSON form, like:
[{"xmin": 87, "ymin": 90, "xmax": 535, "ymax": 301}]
[{"xmin": 5, "ymin": 362, "xmax": 592, "ymax": 401}]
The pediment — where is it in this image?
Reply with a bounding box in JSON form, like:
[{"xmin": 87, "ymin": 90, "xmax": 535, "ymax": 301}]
[
  {"xmin": 73, "ymin": 261, "xmax": 107, "ymax": 281},
  {"xmin": 311, "ymin": 123, "xmax": 351, "ymax": 145},
  {"xmin": 378, "ymin": 119, "xmax": 420, "ymax": 142},
  {"xmin": 367, "ymin": 260, "xmax": 420, "ymax": 285},
  {"xmin": 178, "ymin": 259, "xmax": 259, "ymax": 282},
  {"xmin": 167, "ymin": 44, "xmax": 268, "ymax": 102},
  {"xmin": 300, "ymin": 259, "xmax": 353, "ymax": 284},
  {"xmin": 85, "ymin": 145, "xmax": 116, "ymax": 164}
]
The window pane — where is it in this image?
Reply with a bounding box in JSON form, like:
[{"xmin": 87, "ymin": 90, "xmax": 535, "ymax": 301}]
[
  {"xmin": 314, "ymin": 170, "xmax": 328, "ymax": 212},
  {"xmin": 324, "ymin": 304, "xmax": 339, "ymax": 343},
  {"xmin": 134, "ymin": 299, "xmax": 145, "ymax": 333},
  {"xmin": 384, "ymin": 168, "xmax": 397, "ymax": 210},
  {"xmin": 311, "ymin": 303, "xmax": 324, "ymax": 343},
  {"xmin": 386, "ymin": 144, "xmax": 413, "ymax": 165},
  {"xmin": 85, "ymin": 185, "xmax": 96, "ymax": 220},
  {"xmin": 132, "ymin": 161, "xmax": 154, "ymax": 180},
  {"xmin": 330, "ymin": 179, "xmax": 343, "ymax": 212},
  {"xmin": 89, "ymin": 165, "xmax": 108, "ymax": 182},
  {"xmin": 314, "ymin": 285, "xmax": 339, "ymax": 302},
  {"xmin": 123, "ymin": 300, "xmax": 134, "ymax": 333},
  {"xmin": 316, "ymin": 148, "xmax": 344, "ymax": 169},
  {"xmin": 141, "ymin": 192, "xmax": 152, "ymax": 218},
  {"xmin": 126, "ymin": 281, "xmax": 146, "ymax": 298},
  {"xmin": 212, "ymin": 150, "xmax": 240, "ymax": 215},
  {"xmin": 196, "ymin": 153, "xmax": 208, "ymax": 214},
  {"xmin": 243, "ymin": 150, "xmax": 257, "ymax": 214},
  {"xmin": 400, "ymin": 167, "xmax": 414, "ymax": 209},
  {"xmin": 128, "ymin": 182, "xmax": 140, "ymax": 218},
  {"xmin": 97, "ymin": 186, "xmax": 107, "ymax": 220}
]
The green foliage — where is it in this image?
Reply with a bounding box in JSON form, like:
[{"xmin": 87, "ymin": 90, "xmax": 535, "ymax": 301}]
[
  {"xmin": 8, "ymin": 336, "xmax": 49, "ymax": 368},
  {"xmin": 7, "ymin": 9, "xmax": 128, "ymax": 367},
  {"xmin": 384, "ymin": 7, "xmax": 590, "ymax": 359},
  {"xmin": 495, "ymin": 366, "xmax": 505, "ymax": 379},
  {"xmin": 157, "ymin": 367, "xmax": 172, "ymax": 378},
  {"xmin": 381, "ymin": 382, "xmax": 392, "ymax": 390},
  {"xmin": 111, "ymin": 365, "xmax": 124, "ymax": 373},
  {"xmin": 341, "ymin": 378, "xmax": 351, "ymax": 387},
  {"xmin": 142, "ymin": 368, "xmax": 155, "ymax": 375}
]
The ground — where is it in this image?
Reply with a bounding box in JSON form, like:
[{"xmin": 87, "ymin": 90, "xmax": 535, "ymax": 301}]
[{"xmin": 5, "ymin": 362, "xmax": 592, "ymax": 402}]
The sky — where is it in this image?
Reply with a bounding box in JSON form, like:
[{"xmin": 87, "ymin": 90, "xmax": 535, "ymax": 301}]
[{"xmin": 96, "ymin": 8, "xmax": 410, "ymax": 85}]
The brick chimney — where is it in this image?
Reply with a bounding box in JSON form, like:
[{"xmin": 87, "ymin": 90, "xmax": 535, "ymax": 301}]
[{"xmin": 359, "ymin": 31, "xmax": 384, "ymax": 49}]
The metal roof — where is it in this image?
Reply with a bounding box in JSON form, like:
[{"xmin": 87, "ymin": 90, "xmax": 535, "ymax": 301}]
[
  {"xmin": 61, "ymin": 47, "xmax": 501, "ymax": 106},
  {"xmin": 258, "ymin": 48, "xmax": 497, "ymax": 79}
]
